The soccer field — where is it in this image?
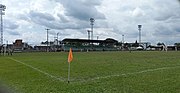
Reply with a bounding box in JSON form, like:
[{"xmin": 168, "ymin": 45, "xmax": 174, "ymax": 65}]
[{"xmin": 0, "ymin": 51, "xmax": 180, "ymax": 93}]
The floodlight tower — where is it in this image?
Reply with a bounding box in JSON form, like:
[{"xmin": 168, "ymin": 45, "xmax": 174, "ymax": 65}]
[
  {"xmin": 45, "ymin": 28, "xmax": 50, "ymax": 52},
  {"xmin": 138, "ymin": 25, "xmax": 142, "ymax": 45},
  {"xmin": 90, "ymin": 18, "xmax": 95, "ymax": 40},
  {"xmin": 0, "ymin": 4, "xmax": 6, "ymax": 45}
]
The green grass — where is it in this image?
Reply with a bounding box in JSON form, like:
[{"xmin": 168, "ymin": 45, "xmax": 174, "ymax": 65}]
[{"xmin": 0, "ymin": 51, "xmax": 180, "ymax": 93}]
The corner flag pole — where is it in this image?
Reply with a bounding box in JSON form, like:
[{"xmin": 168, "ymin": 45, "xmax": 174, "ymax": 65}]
[
  {"xmin": 67, "ymin": 48, "xmax": 73, "ymax": 83},
  {"xmin": 68, "ymin": 62, "xmax": 70, "ymax": 83}
]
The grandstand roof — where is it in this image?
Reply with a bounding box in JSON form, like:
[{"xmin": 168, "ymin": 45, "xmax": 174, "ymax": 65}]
[{"xmin": 62, "ymin": 38, "xmax": 118, "ymax": 44}]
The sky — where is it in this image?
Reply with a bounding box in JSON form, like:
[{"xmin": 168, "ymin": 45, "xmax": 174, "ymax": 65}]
[{"xmin": 1, "ymin": 0, "xmax": 180, "ymax": 46}]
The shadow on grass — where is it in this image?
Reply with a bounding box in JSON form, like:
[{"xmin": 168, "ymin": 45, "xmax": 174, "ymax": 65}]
[{"xmin": 0, "ymin": 82, "xmax": 14, "ymax": 93}]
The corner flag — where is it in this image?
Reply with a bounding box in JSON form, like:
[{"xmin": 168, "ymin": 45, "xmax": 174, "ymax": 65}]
[
  {"xmin": 68, "ymin": 48, "xmax": 73, "ymax": 83},
  {"xmin": 68, "ymin": 48, "xmax": 73, "ymax": 63}
]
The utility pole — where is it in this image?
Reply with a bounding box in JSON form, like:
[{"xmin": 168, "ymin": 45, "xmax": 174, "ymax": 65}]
[
  {"xmin": 122, "ymin": 34, "xmax": 124, "ymax": 50},
  {"xmin": 56, "ymin": 32, "xmax": 59, "ymax": 52},
  {"xmin": 97, "ymin": 36, "xmax": 99, "ymax": 40},
  {"xmin": 122, "ymin": 34, "xmax": 124, "ymax": 44},
  {"xmin": 45, "ymin": 28, "xmax": 50, "ymax": 52},
  {"xmin": 57, "ymin": 32, "xmax": 59, "ymax": 45},
  {"xmin": 87, "ymin": 30, "xmax": 91, "ymax": 40}
]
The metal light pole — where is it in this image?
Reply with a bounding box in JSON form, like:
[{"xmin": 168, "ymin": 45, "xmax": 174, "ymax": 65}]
[
  {"xmin": 0, "ymin": 4, "xmax": 6, "ymax": 46},
  {"xmin": 138, "ymin": 25, "xmax": 142, "ymax": 46},
  {"xmin": 90, "ymin": 18, "xmax": 95, "ymax": 40},
  {"xmin": 46, "ymin": 28, "xmax": 50, "ymax": 52}
]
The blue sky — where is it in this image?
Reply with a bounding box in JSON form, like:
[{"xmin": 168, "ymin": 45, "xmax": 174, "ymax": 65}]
[{"xmin": 1, "ymin": 0, "xmax": 180, "ymax": 45}]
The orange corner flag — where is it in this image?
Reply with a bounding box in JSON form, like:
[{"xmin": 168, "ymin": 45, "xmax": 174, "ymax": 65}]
[{"xmin": 68, "ymin": 48, "xmax": 73, "ymax": 63}]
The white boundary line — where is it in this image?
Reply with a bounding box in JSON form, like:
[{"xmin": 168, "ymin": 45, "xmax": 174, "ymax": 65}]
[
  {"xmin": 8, "ymin": 57, "xmax": 180, "ymax": 83},
  {"xmin": 8, "ymin": 57, "xmax": 66, "ymax": 82},
  {"xmin": 80, "ymin": 66, "xmax": 180, "ymax": 82}
]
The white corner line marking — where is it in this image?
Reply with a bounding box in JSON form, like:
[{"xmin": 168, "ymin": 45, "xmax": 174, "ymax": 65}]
[
  {"xmin": 85, "ymin": 66, "xmax": 180, "ymax": 82},
  {"xmin": 8, "ymin": 57, "xmax": 66, "ymax": 82},
  {"xmin": 8, "ymin": 57, "xmax": 180, "ymax": 83}
]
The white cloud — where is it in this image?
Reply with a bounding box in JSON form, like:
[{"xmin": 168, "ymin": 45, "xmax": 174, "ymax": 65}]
[
  {"xmin": 1, "ymin": 0, "xmax": 180, "ymax": 45},
  {"xmin": 132, "ymin": 7, "xmax": 145, "ymax": 17}
]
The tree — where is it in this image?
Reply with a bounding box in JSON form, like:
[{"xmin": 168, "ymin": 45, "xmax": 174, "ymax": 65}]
[
  {"xmin": 157, "ymin": 42, "xmax": 165, "ymax": 46},
  {"xmin": 132, "ymin": 40, "xmax": 139, "ymax": 47},
  {"xmin": 174, "ymin": 43, "xmax": 180, "ymax": 46}
]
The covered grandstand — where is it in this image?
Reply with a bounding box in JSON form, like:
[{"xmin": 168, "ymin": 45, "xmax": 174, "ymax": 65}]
[{"xmin": 62, "ymin": 38, "xmax": 119, "ymax": 51}]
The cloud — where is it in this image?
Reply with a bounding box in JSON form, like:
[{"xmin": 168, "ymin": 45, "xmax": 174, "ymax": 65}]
[
  {"xmin": 57, "ymin": 13, "xmax": 69, "ymax": 23},
  {"xmin": 7, "ymin": 30, "xmax": 21, "ymax": 36},
  {"xmin": 100, "ymin": 0, "xmax": 180, "ymax": 43},
  {"xmin": 153, "ymin": 26, "xmax": 173, "ymax": 36},
  {"xmin": 132, "ymin": 7, "xmax": 145, "ymax": 17},
  {"xmin": 54, "ymin": 0, "xmax": 105, "ymax": 20},
  {"xmin": 29, "ymin": 10, "xmax": 55, "ymax": 21},
  {"xmin": 2, "ymin": 0, "xmax": 180, "ymax": 45},
  {"xmin": 177, "ymin": 0, "xmax": 180, "ymax": 4},
  {"xmin": 4, "ymin": 19, "xmax": 19, "ymax": 30},
  {"xmin": 25, "ymin": 10, "xmax": 95, "ymax": 30},
  {"xmin": 5, "ymin": 0, "xmax": 107, "ymax": 37}
]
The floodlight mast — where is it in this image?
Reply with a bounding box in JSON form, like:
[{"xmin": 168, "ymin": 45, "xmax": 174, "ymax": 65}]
[
  {"xmin": 90, "ymin": 18, "xmax": 95, "ymax": 40},
  {"xmin": 0, "ymin": 4, "xmax": 6, "ymax": 45},
  {"xmin": 138, "ymin": 25, "xmax": 142, "ymax": 46}
]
